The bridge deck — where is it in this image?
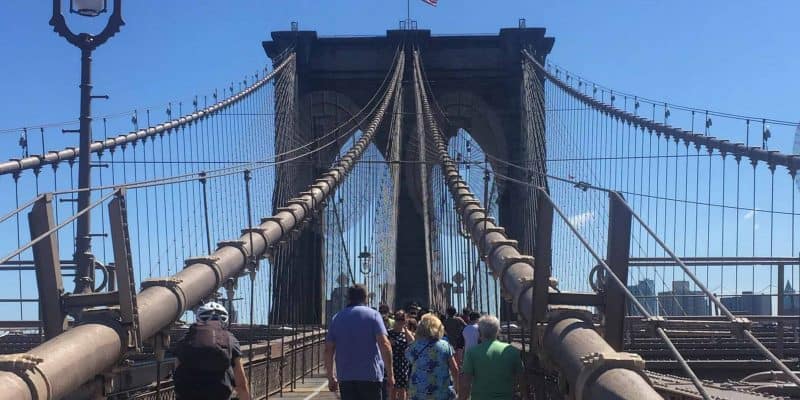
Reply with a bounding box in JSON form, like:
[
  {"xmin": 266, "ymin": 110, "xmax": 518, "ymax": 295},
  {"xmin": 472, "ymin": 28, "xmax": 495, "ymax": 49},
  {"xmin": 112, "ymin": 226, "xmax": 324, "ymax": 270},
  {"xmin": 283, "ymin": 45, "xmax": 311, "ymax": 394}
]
[{"xmin": 277, "ymin": 369, "xmax": 337, "ymax": 399}]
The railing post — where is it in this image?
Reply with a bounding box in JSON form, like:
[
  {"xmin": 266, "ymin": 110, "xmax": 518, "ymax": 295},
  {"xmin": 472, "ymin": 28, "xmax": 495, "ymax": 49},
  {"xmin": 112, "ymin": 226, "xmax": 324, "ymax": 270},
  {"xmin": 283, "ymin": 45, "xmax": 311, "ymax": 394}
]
[
  {"xmin": 777, "ymin": 263, "xmax": 785, "ymax": 316},
  {"xmin": 777, "ymin": 263, "xmax": 785, "ymax": 357},
  {"xmin": 28, "ymin": 193, "xmax": 67, "ymax": 339},
  {"xmin": 605, "ymin": 191, "xmax": 632, "ymax": 351}
]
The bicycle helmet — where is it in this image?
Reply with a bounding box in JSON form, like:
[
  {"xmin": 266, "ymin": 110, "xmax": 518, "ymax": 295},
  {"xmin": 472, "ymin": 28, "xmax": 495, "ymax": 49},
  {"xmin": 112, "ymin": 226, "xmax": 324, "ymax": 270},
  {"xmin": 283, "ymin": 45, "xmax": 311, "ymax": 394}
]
[{"xmin": 196, "ymin": 302, "xmax": 229, "ymax": 326}]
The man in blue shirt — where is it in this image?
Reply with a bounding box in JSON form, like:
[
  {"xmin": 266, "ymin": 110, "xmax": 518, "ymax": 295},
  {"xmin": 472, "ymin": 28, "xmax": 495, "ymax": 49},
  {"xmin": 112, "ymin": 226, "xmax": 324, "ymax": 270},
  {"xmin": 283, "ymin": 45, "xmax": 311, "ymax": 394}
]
[{"xmin": 325, "ymin": 285, "xmax": 395, "ymax": 399}]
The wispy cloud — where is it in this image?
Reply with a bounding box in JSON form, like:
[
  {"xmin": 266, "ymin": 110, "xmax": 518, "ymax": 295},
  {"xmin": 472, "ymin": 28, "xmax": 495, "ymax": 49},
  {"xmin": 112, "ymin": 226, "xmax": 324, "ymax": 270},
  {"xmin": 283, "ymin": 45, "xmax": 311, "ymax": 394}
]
[
  {"xmin": 743, "ymin": 210, "xmax": 755, "ymax": 220},
  {"xmin": 568, "ymin": 211, "xmax": 595, "ymax": 228}
]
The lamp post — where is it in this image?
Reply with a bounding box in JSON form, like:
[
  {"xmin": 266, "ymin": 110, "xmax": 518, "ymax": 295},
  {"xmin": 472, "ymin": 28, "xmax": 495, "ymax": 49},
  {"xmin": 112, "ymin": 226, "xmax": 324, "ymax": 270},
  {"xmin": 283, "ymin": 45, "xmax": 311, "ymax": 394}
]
[{"xmin": 50, "ymin": 0, "xmax": 124, "ymax": 294}]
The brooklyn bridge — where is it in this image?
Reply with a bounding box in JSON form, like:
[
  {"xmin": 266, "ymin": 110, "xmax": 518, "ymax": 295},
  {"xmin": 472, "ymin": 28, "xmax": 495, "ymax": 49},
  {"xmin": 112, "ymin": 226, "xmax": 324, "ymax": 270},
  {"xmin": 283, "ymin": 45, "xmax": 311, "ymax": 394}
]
[{"xmin": 0, "ymin": 3, "xmax": 798, "ymax": 400}]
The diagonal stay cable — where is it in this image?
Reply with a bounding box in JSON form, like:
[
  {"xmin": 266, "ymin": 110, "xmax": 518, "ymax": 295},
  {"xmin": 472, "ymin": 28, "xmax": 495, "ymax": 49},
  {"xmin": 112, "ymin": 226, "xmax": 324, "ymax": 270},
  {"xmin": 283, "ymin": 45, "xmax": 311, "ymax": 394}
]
[
  {"xmin": 0, "ymin": 53, "xmax": 297, "ymax": 176},
  {"xmin": 538, "ymin": 188, "xmax": 712, "ymax": 399}
]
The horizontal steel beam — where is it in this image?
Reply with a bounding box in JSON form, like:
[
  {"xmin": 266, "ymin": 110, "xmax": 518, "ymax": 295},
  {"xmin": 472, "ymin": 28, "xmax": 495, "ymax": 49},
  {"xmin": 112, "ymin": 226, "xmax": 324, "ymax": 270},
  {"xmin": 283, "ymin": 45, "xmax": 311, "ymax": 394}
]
[{"xmin": 629, "ymin": 256, "xmax": 800, "ymax": 267}]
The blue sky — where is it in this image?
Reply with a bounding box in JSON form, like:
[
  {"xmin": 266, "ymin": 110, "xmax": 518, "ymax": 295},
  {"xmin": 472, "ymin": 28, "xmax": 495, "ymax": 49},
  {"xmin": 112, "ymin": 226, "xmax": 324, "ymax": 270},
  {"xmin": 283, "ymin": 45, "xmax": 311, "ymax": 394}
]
[
  {"xmin": 1, "ymin": 1, "xmax": 798, "ymax": 137},
  {"xmin": 1, "ymin": 1, "xmax": 799, "ymax": 319}
]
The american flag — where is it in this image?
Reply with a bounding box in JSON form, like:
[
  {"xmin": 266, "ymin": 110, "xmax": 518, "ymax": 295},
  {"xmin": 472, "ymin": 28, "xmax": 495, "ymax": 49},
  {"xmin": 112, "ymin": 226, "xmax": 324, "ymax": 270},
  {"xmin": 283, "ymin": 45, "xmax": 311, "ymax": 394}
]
[{"xmin": 422, "ymin": 0, "xmax": 438, "ymax": 6}]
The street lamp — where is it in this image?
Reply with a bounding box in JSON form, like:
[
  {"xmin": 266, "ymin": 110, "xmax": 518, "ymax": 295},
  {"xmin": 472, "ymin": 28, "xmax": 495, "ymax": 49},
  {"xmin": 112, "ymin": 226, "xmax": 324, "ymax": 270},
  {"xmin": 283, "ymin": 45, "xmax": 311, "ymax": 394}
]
[
  {"xmin": 50, "ymin": 0, "xmax": 124, "ymax": 294},
  {"xmin": 358, "ymin": 246, "xmax": 373, "ymax": 276},
  {"xmin": 70, "ymin": 0, "xmax": 108, "ymax": 17}
]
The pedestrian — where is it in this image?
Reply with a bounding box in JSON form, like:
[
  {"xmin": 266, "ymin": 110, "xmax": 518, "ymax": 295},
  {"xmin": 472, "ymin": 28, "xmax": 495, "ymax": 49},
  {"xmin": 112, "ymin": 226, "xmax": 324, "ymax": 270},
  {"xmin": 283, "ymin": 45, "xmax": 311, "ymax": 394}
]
[
  {"xmin": 406, "ymin": 314, "xmax": 459, "ymax": 400},
  {"xmin": 389, "ymin": 310, "xmax": 415, "ymax": 400},
  {"xmin": 459, "ymin": 315, "xmax": 525, "ymax": 400},
  {"xmin": 325, "ymin": 285, "xmax": 395, "ymax": 399},
  {"xmin": 407, "ymin": 318, "xmax": 418, "ymax": 334},
  {"xmin": 443, "ymin": 307, "xmax": 466, "ymax": 358},
  {"xmin": 172, "ymin": 302, "xmax": 251, "ymax": 400},
  {"xmin": 461, "ymin": 312, "xmax": 481, "ymax": 352},
  {"xmin": 380, "ymin": 303, "xmax": 395, "ymax": 330},
  {"xmin": 460, "ymin": 308, "xmax": 471, "ymax": 324}
]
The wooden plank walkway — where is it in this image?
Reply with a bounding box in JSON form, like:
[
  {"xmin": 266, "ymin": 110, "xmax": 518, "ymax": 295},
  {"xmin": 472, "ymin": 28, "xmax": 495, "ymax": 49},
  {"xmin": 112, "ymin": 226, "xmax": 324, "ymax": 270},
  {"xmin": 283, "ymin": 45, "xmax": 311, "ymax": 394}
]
[{"xmin": 269, "ymin": 369, "xmax": 339, "ymax": 399}]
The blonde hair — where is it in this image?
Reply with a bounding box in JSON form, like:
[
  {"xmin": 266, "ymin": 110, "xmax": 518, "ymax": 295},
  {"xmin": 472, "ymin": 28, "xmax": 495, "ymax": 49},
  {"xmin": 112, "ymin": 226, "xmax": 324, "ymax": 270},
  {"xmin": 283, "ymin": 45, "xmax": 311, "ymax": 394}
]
[{"xmin": 417, "ymin": 314, "xmax": 444, "ymax": 340}]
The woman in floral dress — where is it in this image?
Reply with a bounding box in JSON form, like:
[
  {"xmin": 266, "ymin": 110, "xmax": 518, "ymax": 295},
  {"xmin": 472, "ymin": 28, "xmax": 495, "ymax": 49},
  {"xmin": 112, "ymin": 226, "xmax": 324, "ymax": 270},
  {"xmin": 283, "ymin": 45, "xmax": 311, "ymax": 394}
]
[
  {"xmin": 389, "ymin": 310, "xmax": 415, "ymax": 400},
  {"xmin": 405, "ymin": 314, "xmax": 459, "ymax": 400}
]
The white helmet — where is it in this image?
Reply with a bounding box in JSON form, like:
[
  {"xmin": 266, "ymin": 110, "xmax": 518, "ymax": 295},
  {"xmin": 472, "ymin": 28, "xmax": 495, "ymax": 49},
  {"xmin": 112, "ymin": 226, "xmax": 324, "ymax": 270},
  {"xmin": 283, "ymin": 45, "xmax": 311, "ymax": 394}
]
[{"xmin": 196, "ymin": 302, "xmax": 229, "ymax": 326}]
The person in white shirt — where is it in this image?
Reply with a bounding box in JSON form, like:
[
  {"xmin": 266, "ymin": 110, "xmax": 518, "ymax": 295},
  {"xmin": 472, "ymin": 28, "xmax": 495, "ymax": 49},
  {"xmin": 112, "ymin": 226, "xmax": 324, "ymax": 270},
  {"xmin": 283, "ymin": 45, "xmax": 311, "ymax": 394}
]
[{"xmin": 461, "ymin": 312, "xmax": 481, "ymax": 352}]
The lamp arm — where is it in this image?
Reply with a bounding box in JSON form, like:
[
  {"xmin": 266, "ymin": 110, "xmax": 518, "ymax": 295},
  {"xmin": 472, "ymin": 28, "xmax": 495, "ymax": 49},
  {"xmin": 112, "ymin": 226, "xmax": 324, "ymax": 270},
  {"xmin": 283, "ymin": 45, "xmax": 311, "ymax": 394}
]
[
  {"xmin": 49, "ymin": 0, "xmax": 82, "ymax": 47},
  {"xmin": 92, "ymin": 0, "xmax": 125, "ymax": 49}
]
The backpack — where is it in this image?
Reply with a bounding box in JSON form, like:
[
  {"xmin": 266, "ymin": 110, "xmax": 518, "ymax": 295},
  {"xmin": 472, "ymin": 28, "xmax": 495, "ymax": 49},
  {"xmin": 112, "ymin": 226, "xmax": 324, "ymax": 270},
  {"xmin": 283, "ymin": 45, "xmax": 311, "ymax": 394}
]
[{"xmin": 176, "ymin": 320, "xmax": 232, "ymax": 373}]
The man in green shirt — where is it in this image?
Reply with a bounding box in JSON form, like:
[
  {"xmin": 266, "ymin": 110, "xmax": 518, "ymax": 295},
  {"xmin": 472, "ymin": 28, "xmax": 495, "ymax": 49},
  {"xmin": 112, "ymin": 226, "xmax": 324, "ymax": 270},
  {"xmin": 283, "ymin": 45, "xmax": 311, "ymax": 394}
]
[{"xmin": 459, "ymin": 315, "xmax": 526, "ymax": 400}]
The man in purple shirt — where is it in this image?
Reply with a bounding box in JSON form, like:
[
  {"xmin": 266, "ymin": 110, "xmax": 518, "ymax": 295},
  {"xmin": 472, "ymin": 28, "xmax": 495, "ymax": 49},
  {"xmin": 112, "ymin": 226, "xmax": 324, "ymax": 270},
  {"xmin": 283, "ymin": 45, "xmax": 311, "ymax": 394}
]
[{"xmin": 325, "ymin": 285, "xmax": 395, "ymax": 399}]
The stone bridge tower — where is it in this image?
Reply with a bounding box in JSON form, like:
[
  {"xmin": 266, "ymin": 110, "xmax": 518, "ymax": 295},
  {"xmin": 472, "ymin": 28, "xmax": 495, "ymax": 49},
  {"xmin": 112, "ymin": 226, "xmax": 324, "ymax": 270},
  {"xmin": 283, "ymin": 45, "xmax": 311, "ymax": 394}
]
[{"xmin": 264, "ymin": 27, "xmax": 554, "ymax": 323}]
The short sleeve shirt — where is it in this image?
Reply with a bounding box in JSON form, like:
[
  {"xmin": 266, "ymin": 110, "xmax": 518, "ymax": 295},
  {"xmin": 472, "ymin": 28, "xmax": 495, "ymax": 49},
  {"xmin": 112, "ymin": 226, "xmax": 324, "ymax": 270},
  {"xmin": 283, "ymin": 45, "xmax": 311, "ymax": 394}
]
[
  {"xmin": 326, "ymin": 305, "xmax": 388, "ymax": 382},
  {"xmin": 462, "ymin": 340, "xmax": 523, "ymax": 400},
  {"xmin": 405, "ymin": 339, "xmax": 455, "ymax": 400},
  {"xmin": 462, "ymin": 323, "xmax": 479, "ymax": 351}
]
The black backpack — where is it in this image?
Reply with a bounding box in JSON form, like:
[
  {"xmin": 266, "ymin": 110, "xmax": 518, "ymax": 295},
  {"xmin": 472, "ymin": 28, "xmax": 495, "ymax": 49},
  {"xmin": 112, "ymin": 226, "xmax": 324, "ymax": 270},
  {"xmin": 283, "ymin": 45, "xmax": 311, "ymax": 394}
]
[{"xmin": 176, "ymin": 320, "xmax": 232, "ymax": 373}]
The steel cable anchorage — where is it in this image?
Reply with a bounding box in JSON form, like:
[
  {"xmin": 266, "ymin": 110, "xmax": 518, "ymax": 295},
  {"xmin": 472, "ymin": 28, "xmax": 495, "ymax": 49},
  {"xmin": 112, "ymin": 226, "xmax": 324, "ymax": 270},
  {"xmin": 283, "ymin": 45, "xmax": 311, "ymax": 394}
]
[
  {"xmin": 0, "ymin": 53, "xmax": 297, "ymax": 176},
  {"xmin": 411, "ymin": 48, "xmax": 660, "ymax": 400},
  {"xmin": 0, "ymin": 47, "xmax": 405, "ymax": 400}
]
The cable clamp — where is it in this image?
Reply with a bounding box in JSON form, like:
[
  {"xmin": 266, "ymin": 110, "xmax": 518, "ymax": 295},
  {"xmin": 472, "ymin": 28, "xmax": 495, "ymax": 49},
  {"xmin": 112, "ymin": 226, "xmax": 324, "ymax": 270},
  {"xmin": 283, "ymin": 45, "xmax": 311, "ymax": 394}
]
[
  {"xmin": 0, "ymin": 353, "xmax": 51, "ymax": 399},
  {"xmin": 0, "ymin": 353, "xmax": 43, "ymax": 372},
  {"xmin": 298, "ymin": 191, "xmax": 318, "ymax": 210},
  {"xmin": 241, "ymin": 228, "xmax": 269, "ymax": 255},
  {"xmin": 275, "ymin": 207, "xmax": 301, "ymax": 228},
  {"xmin": 515, "ymin": 274, "xmax": 535, "ymax": 315},
  {"xmin": 486, "ymin": 240, "xmax": 519, "ymax": 267},
  {"xmin": 310, "ymin": 182, "xmax": 330, "ymax": 197},
  {"xmin": 184, "ymin": 256, "xmax": 223, "ymax": 288},
  {"xmin": 141, "ymin": 277, "xmax": 187, "ymax": 317},
  {"xmin": 477, "ymin": 226, "xmax": 506, "ymax": 258},
  {"xmin": 261, "ymin": 216, "xmax": 287, "ymax": 241},
  {"xmin": 574, "ymin": 352, "xmax": 648, "ymax": 400},
  {"xmin": 217, "ymin": 240, "xmax": 251, "ymax": 262}
]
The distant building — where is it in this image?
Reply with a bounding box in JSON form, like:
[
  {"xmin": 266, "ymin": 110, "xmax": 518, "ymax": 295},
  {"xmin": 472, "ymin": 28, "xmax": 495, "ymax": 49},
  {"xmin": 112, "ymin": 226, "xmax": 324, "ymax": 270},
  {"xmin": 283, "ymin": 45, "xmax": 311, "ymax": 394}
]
[
  {"xmin": 720, "ymin": 291, "xmax": 771, "ymax": 315},
  {"xmin": 657, "ymin": 281, "xmax": 710, "ymax": 316},
  {"xmin": 627, "ymin": 279, "xmax": 658, "ymax": 316},
  {"xmin": 783, "ymin": 281, "xmax": 800, "ymax": 315}
]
